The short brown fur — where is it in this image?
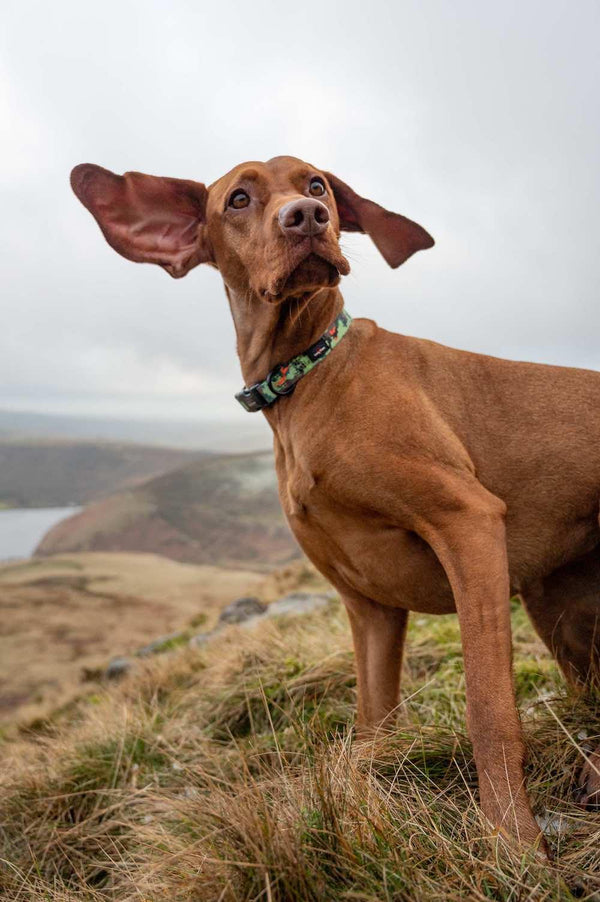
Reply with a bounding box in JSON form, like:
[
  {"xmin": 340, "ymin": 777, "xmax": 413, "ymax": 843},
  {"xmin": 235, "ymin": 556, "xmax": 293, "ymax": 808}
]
[{"xmin": 70, "ymin": 154, "xmax": 600, "ymax": 852}]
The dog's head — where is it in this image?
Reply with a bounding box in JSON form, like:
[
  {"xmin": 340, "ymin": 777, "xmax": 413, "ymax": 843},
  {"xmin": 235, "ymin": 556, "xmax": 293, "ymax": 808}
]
[{"xmin": 70, "ymin": 155, "xmax": 434, "ymax": 303}]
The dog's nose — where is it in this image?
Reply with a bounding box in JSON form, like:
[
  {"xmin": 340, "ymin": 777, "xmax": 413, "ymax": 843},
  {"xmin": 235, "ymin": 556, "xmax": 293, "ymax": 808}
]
[{"xmin": 278, "ymin": 198, "xmax": 330, "ymax": 237}]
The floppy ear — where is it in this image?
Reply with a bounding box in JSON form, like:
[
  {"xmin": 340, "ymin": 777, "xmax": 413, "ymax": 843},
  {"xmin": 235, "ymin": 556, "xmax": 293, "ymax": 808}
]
[
  {"xmin": 70, "ymin": 164, "xmax": 211, "ymax": 278},
  {"xmin": 324, "ymin": 171, "xmax": 434, "ymax": 268}
]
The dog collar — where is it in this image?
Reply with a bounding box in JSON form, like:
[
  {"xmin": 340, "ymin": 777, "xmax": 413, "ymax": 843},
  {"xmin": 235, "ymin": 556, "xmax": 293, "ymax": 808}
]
[{"xmin": 235, "ymin": 308, "xmax": 352, "ymax": 413}]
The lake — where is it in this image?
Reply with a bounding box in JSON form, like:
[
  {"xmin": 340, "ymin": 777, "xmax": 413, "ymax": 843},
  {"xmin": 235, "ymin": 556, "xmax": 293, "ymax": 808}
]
[{"xmin": 0, "ymin": 507, "xmax": 81, "ymax": 561}]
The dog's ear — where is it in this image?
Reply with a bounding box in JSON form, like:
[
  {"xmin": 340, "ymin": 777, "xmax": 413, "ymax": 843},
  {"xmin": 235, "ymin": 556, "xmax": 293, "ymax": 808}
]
[
  {"xmin": 70, "ymin": 164, "xmax": 211, "ymax": 278},
  {"xmin": 324, "ymin": 172, "xmax": 434, "ymax": 268}
]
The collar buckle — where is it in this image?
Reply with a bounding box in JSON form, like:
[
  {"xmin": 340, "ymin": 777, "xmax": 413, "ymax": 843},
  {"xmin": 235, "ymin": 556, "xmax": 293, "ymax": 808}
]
[{"xmin": 234, "ymin": 383, "xmax": 271, "ymax": 412}]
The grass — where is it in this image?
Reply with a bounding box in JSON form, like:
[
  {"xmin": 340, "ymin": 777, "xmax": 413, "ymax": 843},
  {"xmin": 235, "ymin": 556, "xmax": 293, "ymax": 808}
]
[{"xmin": 1, "ymin": 597, "xmax": 600, "ymax": 900}]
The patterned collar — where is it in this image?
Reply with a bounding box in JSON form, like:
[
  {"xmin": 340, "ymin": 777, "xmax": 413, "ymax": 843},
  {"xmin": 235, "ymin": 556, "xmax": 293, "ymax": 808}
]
[{"xmin": 235, "ymin": 308, "xmax": 353, "ymax": 413}]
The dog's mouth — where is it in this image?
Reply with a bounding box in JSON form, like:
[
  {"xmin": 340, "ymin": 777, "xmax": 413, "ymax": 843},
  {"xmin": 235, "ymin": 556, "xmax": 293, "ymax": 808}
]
[
  {"xmin": 285, "ymin": 252, "xmax": 341, "ymax": 293},
  {"xmin": 261, "ymin": 242, "xmax": 350, "ymax": 304}
]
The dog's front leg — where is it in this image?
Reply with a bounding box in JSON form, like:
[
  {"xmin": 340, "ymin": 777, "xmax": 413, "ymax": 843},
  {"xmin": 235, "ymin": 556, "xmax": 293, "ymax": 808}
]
[
  {"xmin": 413, "ymin": 475, "xmax": 546, "ymax": 852},
  {"xmin": 343, "ymin": 594, "xmax": 409, "ymax": 736}
]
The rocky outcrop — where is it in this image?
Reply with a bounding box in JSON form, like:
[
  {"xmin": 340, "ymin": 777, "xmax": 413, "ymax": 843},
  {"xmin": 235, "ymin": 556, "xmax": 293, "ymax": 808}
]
[
  {"xmin": 265, "ymin": 592, "xmax": 331, "ymax": 618},
  {"xmin": 218, "ymin": 597, "xmax": 267, "ymax": 624},
  {"xmin": 186, "ymin": 591, "xmax": 335, "ymax": 649},
  {"xmin": 105, "ymin": 591, "xmax": 336, "ymax": 679}
]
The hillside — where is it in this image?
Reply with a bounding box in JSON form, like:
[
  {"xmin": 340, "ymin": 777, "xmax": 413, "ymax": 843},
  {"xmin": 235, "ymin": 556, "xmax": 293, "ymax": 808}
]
[
  {"xmin": 0, "ymin": 438, "xmax": 200, "ymax": 507},
  {"xmin": 35, "ymin": 451, "xmax": 300, "ymax": 569},
  {"xmin": 0, "ymin": 552, "xmax": 313, "ymax": 730},
  {"xmin": 1, "ymin": 587, "xmax": 599, "ymax": 899}
]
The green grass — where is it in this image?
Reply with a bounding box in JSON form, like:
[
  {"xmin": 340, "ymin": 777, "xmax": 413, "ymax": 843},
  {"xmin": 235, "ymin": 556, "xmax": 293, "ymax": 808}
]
[{"xmin": 1, "ymin": 600, "xmax": 599, "ymax": 900}]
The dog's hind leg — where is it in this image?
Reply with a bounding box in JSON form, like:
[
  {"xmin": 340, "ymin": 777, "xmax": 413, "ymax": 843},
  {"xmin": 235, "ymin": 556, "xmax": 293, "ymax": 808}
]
[
  {"xmin": 343, "ymin": 594, "xmax": 409, "ymax": 737},
  {"xmin": 521, "ymin": 547, "xmax": 600, "ymax": 807},
  {"xmin": 522, "ymin": 549, "xmax": 600, "ymax": 687}
]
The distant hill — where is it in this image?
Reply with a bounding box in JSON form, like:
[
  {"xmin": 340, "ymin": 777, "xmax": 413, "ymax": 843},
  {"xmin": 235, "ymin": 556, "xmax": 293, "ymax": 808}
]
[
  {"xmin": 0, "ymin": 408, "xmax": 270, "ymax": 452},
  {"xmin": 35, "ymin": 451, "xmax": 299, "ymax": 570},
  {"xmin": 0, "ymin": 439, "xmax": 201, "ymax": 507}
]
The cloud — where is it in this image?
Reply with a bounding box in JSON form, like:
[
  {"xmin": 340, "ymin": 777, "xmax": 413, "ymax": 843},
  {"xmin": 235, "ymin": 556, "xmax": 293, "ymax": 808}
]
[{"xmin": 1, "ymin": 0, "xmax": 600, "ymax": 423}]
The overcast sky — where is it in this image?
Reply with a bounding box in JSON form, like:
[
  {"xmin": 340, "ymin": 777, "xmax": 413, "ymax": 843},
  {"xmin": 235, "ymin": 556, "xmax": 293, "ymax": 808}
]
[{"xmin": 2, "ymin": 0, "xmax": 599, "ymax": 441}]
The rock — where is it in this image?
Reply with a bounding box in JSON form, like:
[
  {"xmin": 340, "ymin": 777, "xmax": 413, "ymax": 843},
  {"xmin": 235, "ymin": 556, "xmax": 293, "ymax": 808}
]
[
  {"xmin": 136, "ymin": 632, "xmax": 187, "ymax": 657},
  {"xmin": 186, "ymin": 592, "xmax": 336, "ymax": 653},
  {"xmin": 266, "ymin": 592, "xmax": 333, "ymax": 618},
  {"xmin": 536, "ymin": 810, "xmax": 572, "ymax": 836},
  {"xmin": 218, "ymin": 596, "xmax": 267, "ymax": 625},
  {"xmin": 106, "ymin": 656, "xmax": 134, "ymax": 680}
]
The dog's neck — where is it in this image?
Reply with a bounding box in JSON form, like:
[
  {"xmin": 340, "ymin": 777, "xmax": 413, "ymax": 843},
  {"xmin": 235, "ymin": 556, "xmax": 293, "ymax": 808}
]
[{"xmin": 225, "ymin": 284, "xmax": 344, "ymax": 389}]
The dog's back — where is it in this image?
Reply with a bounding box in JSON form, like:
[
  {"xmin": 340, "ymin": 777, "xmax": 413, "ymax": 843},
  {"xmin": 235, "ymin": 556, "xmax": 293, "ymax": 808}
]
[{"xmin": 387, "ymin": 329, "xmax": 600, "ymax": 583}]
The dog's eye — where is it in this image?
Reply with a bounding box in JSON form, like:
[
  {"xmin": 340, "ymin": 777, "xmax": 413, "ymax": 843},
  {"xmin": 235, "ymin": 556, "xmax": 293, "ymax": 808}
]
[
  {"xmin": 228, "ymin": 190, "xmax": 250, "ymax": 209},
  {"xmin": 309, "ymin": 178, "xmax": 326, "ymax": 197}
]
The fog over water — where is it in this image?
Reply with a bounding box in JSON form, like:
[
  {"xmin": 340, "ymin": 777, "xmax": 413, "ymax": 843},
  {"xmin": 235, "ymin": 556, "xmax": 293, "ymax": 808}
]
[{"xmin": 0, "ymin": 508, "xmax": 81, "ymax": 561}]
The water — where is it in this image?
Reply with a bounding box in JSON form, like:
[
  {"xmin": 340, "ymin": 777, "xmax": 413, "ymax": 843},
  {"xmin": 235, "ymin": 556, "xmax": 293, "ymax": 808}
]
[{"xmin": 0, "ymin": 507, "xmax": 81, "ymax": 561}]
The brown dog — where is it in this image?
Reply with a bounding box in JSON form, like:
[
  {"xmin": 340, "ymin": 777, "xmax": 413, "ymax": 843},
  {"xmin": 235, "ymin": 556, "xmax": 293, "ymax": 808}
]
[{"xmin": 71, "ymin": 155, "xmax": 600, "ymax": 852}]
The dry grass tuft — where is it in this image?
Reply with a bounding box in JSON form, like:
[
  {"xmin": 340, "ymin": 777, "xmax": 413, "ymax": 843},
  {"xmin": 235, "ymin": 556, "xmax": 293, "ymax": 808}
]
[{"xmin": 1, "ymin": 599, "xmax": 600, "ymax": 900}]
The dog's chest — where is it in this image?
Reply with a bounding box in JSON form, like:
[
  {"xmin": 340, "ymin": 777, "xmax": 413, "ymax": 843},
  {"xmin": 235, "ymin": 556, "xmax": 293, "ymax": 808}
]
[{"xmin": 272, "ymin": 437, "xmax": 455, "ymax": 614}]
